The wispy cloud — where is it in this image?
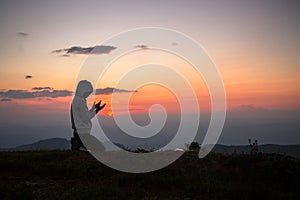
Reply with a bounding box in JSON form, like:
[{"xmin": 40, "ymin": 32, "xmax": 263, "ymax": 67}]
[
  {"xmin": 0, "ymin": 98, "xmax": 12, "ymax": 102},
  {"xmin": 25, "ymin": 75, "xmax": 33, "ymax": 79},
  {"xmin": 0, "ymin": 87, "xmax": 136, "ymax": 99},
  {"xmin": 32, "ymin": 87, "xmax": 53, "ymax": 90},
  {"xmin": 16, "ymin": 32, "xmax": 29, "ymax": 37},
  {"xmin": 232, "ymin": 104, "xmax": 262, "ymax": 112},
  {"xmin": 52, "ymin": 45, "xmax": 117, "ymax": 56},
  {"xmin": 134, "ymin": 44, "xmax": 148, "ymax": 50},
  {"xmin": 0, "ymin": 89, "xmax": 72, "ymax": 99},
  {"xmin": 60, "ymin": 54, "xmax": 71, "ymax": 57},
  {"xmin": 95, "ymin": 87, "xmax": 137, "ymax": 95},
  {"xmin": 0, "ymin": 90, "xmax": 35, "ymax": 99}
]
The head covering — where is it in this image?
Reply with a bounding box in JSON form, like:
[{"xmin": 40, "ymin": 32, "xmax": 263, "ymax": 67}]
[{"xmin": 75, "ymin": 80, "xmax": 93, "ymax": 98}]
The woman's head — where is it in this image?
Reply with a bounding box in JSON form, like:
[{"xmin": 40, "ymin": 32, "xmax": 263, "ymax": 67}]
[{"xmin": 75, "ymin": 80, "xmax": 93, "ymax": 98}]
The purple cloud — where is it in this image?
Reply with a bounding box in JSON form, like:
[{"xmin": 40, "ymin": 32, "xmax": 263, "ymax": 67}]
[
  {"xmin": 32, "ymin": 87, "xmax": 53, "ymax": 90},
  {"xmin": 134, "ymin": 44, "xmax": 148, "ymax": 49},
  {"xmin": 52, "ymin": 45, "xmax": 117, "ymax": 56},
  {"xmin": 0, "ymin": 87, "xmax": 136, "ymax": 99},
  {"xmin": 1, "ymin": 98, "xmax": 12, "ymax": 102},
  {"xmin": 95, "ymin": 87, "xmax": 137, "ymax": 95},
  {"xmin": 16, "ymin": 32, "xmax": 29, "ymax": 37}
]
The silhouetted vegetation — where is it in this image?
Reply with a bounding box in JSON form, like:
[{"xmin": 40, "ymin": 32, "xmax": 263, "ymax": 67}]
[
  {"xmin": 248, "ymin": 139, "xmax": 259, "ymax": 154},
  {"xmin": 0, "ymin": 151, "xmax": 299, "ymax": 199},
  {"xmin": 114, "ymin": 143, "xmax": 155, "ymax": 153},
  {"xmin": 188, "ymin": 141, "xmax": 200, "ymax": 152}
]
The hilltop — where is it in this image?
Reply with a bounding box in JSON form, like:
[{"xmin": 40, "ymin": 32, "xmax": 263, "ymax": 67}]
[{"xmin": 0, "ymin": 150, "xmax": 299, "ymax": 199}]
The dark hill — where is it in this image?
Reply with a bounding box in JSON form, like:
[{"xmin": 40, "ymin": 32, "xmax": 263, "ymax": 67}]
[{"xmin": 0, "ymin": 138, "xmax": 70, "ymax": 151}]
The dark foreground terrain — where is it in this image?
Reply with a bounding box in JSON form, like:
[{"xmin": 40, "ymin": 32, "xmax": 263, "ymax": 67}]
[{"xmin": 0, "ymin": 151, "xmax": 299, "ymax": 200}]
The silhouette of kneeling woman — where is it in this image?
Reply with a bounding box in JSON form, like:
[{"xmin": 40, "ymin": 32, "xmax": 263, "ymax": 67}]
[{"xmin": 71, "ymin": 80, "xmax": 106, "ymax": 151}]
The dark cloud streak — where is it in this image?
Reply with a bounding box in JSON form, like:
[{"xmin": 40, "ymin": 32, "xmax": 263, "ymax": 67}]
[
  {"xmin": 1, "ymin": 98, "xmax": 12, "ymax": 102},
  {"xmin": 52, "ymin": 45, "xmax": 117, "ymax": 56},
  {"xmin": 16, "ymin": 32, "xmax": 29, "ymax": 37},
  {"xmin": 95, "ymin": 87, "xmax": 137, "ymax": 95},
  {"xmin": 25, "ymin": 75, "xmax": 33, "ymax": 79},
  {"xmin": 0, "ymin": 87, "xmax": 136, "ymax": 99},
  {"xmin": 134, "ymin": 44, "xmax": 148, "ymax": 49},
  {"xmin": 0, "ymin": 89, "xmax": 72, "ymax": 99},
  {"xmin": 32, "ymin": 87, "xmax": 53, "ymax": 90}
]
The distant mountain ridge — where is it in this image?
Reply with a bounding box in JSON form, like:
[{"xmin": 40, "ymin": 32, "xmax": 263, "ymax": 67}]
[
  {"xmin": 0, "ymin": 138, "xmax": 70, "ymax": 151},
  {"xmin": 1, "ymin": 138, "xmax": 299, "ymax": 158}
]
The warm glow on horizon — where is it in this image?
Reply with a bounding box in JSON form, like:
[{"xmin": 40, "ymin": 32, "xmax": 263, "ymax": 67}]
[{"xmin": 107, "ymin": 112, "xmax": 113, "ymax": 117}]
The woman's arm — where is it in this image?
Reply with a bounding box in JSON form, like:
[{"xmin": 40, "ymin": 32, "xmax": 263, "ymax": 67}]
[{"xmin": 77, "ymin": 101, "xmax": 96, "ymax": 123}]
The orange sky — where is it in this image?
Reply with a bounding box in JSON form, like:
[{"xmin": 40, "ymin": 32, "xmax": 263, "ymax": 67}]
[{"xmin": 0, "ymin": 0, "xmax": 300, "ymax": 122}]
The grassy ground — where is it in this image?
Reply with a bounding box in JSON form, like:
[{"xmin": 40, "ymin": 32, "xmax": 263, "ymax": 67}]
[{"xmin": 0, "ymin": 150, "xmax": 299, "ymax": 200}]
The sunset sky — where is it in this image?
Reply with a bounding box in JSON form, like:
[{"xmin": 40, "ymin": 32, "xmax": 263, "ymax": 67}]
[{"xmin": 0, "ymin": 0, "xmax": 299, "ymax": 147}]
